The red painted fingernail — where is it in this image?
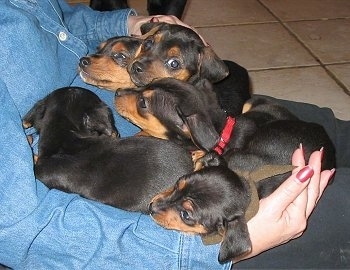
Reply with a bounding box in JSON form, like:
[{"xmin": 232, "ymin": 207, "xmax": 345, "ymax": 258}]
[{"xmin": 296, "ymin": 166, "xmax": 314, "ymax": 183}]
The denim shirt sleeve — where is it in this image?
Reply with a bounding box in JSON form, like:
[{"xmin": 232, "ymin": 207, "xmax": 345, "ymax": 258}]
[{"xmin": 58, "ymin": 0, "xmax": 137, "ymax": 51}]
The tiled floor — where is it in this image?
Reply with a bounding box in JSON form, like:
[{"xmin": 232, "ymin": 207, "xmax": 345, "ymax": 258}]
[{"xmin": 71, "ymin": 0, "xmax": 350, "ymax": 120}]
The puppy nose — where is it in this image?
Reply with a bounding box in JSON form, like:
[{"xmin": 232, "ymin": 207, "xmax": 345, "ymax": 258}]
[
  {"xmin": 79, "ymin": 57, "xmax": 91, "ymax": 67},
  {"xmin": 131, "ymin": 61, "xmax": 144, "ymax": 73}
]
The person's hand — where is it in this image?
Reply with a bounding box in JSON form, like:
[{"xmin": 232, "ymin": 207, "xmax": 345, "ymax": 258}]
[
  {"xmin": 127, "ymin": 15, "xmax": 208, "ymax": 45},
  {"xmin": 236, "ymin": 146, "xmax": 335, "ymax": 262}
]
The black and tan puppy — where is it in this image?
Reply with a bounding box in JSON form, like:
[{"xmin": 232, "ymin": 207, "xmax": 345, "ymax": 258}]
[
  {"xmin": 115, "ymin": 78, "xmax": 335, "ymax": 193},
  {"xmin": 79, "ymin": 36, "xmax": 142, "ymax": 90},
  {"xmin": 23, "ymin": 87, "xmax": 193, "ymax": 212},
  {"xmin": 149, "ymin": 165, "xmax": 253, "ymax": 264},
  {"xmin": 79, "ymin": 22, "xmax": 250, "ymax": 116},
  {"xmin": 129, "ymin": 22, "xmax": 229, "ymax": 86},
  {"xmin": 115, "ymin": 78, "xmax": 335, "ymax": 262},
  {"xmin": 130, "ymin": 21, "xmax": 251, "ymax": 115},
  {"xmin": 23, "ymin": 87, "xmax": 118, "ymax": 159}
]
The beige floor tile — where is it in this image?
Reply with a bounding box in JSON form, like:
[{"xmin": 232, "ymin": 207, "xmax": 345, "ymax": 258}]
[
  {"xmin": 183, "ymin": 0, "xmax": 276, "ymax": 26},
  {"xmin": 249, "ymin": 66, "xmax": 350, "ymax": 120},
  {"xmin": 326, "ymin": 64, "xmax": 350, "ymax": 93},
  {"xmin": 287, "ymin": 19, "xmax": 350, "ymax": 64},
  {"xmin": 261, "ymin": 0, "xmax": 350, "ymax": 21},
  {"xmin": 198, "ymin": 24, "xmax": 317, "ymax": 70}
]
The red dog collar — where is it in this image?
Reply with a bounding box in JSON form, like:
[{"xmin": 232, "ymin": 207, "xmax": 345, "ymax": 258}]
[{"xmin": 213, "ymin": 116, "xmax": 236, "ymax": 155}]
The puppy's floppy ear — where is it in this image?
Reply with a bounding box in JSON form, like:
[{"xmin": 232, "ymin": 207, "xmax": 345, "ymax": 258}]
[
  {"xmin": 177, "ymin": 107, "xmax": 219, "ymax": 151},
  {"xmin": 23, "ymin": 98, "xmax": 47, "ymax": 128},
  {"xmin": 82, "ymin": 109, "xmax": 119, "ymax": 137},
  {"xmin": 199, "ymin": 47, "xmax": 229, "ymax": 83},
  {"xmin": 218, "ymin": 216, "xmax": 252, "ymax": 263},
  {"xmin": 96, "ymin": 41, "xmax": 107, "ymax": 52}
]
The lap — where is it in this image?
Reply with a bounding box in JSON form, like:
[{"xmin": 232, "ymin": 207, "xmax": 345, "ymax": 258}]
[{"xmin": 237, "ymin": 95, "xmax": 350, "ymax": 269}]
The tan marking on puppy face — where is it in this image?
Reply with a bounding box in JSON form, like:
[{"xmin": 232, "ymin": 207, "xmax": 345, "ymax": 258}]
[
  {"xmin": 114, "ymin": 90, "xmax": 168, "ymax": 139},
  {"xmin": 139, "ymin": 60, "xmax": 173, "ymax": 82},
  {"xmin": 79, "ymin": 56, "xmax": 135, "ymax": 90},
  {"xmin": 150, "ymin": 185, "xmax": 176, "ymax": 204},
  {"xmin": 182, "ymin": 199, "xmax": 194, "ymax": 212},
  {"xmin": 177, "ymin": 178, "xmax": 187, "ymax": 191},
  {"xmin": 150, "ymin": 178, "xmax": 187, "ymax": 205},
  {"xmin": 79, "ymin": 38, "xmax": 143, "ymax": 90},
  {"xmin": 151, "ymin": 208, "xmax": 207, "ymax": 234},
  {"xmin": 130, "ymin": 32, "xmax": 192, "ymax": 86},
  {"xmin": 150, "ymin": 179, "xmax": 208, "ymax": 234},
  {"xmin": 154, "ymin": 32, "xmax": 163, "ymax": 44},
  {"xmin": 129, "ymin": 56, "xmax": 191, "ymax": 86},
  {"xmin": 168, "ymin": 46, "xmax": 181, "ymax": 57},
  {"xmin": 152, "ymin": 191, "xmax": 208, "ymax": 234}
]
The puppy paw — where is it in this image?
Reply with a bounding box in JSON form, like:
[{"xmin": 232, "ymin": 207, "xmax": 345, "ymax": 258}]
[{"xmin": 192, "ymin": 150, "xmax": 206, "ymax": 171}]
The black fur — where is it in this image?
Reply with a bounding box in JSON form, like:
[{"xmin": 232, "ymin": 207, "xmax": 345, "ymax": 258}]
[
  {"xmin": 23, "ymin": 87, "xmax": 118, "ymax": 158},
  {"xmin": 24, "ymin": 87, "xmax": 193, "ymax": 212},
  {"xmin": 149, "ymin": 165, "xmax": 252, "ymax": 263},
  {"xmin": 116, "ymin": 77, "xmax": 335, "ymax": 197},
  {"xmin": 131, "ymin": 22, "xmax": 229, "ymax": 85},
  {"xmin": 133, "ymin": 78, "xmax": 335, "ymax": 262}
]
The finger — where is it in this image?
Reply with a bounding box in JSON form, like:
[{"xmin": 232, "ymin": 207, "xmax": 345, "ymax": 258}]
[
  {"xmin": 305, "ymin": 150, "xmax": 321, "ymax": 213},
  {"xmin": 313, "ymin": 168, "xmax": 335, "ymax": 210},
  {"xmin": 263, "ymin": 165, "xmax": 314, "ymax": 218},
  {"xmin": 319, "ymin": 169, "xmax": 335, "ymax": 196},
  {"xmin": 291, "ymin": 145, "xmax": 306, "ymax": 169}
]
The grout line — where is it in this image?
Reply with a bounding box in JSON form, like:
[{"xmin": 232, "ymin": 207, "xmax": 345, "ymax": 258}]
[
  {"xmin": 248, "ymin": 64, "xmax": 320, "ymax": 72},
  {"xmin": 256, "ymin": 0, "xmax": 350, "ymax": 95},
  {"xmin": 282, "ymin": 17, "xmax": 350, "ymax": 22},
  {"xmin": 194, "ymin": 21, "xmax": 279, "ymax": 29},
  {"xmin": 324, "ymin": 66, "xmax": 350, "ymax": 96},
  {"xmin": 194, "ymin": 17, "xmax": 350, "ymax": 29}
]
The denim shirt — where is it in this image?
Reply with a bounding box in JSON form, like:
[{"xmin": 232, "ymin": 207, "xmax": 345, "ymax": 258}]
[{"xmin": 0, "ymin": 1, "xmax": 231, "ymax": 269}]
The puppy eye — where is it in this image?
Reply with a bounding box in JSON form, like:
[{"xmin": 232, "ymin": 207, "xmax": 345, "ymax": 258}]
[
  {"xmin": 167, "ymin": 59, "xmax": 180, "ymax": 69},
  {"xmin": 113, "ymin": 52, "xmax": 126, "ymax": 60},
  {"xmin": 112, "ymin": 52, "xmax": 129, "ymax": 67},
  {"xmin": 180, "ymin": 210, "xmax": 191, "ymax": 221},
  {"xmin": 143, "ymin": 38, "xmax": 154, "ymax": 51},
  {"xmin": 138, "ymin": 97, "xmax": 147, "ymax": 109}
]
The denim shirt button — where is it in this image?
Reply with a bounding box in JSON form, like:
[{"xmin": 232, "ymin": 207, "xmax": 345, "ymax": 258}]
[{"xmin": 58, "ymin": 31, "xmax": 68, "ymax": 41}]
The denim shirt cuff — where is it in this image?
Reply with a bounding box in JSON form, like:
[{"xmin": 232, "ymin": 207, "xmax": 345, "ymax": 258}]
[{"xmin": 95, "ymin": 8, "xmax": 137, "ymax": 41}]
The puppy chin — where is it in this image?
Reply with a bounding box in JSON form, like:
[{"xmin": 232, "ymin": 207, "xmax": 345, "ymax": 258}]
[
  {"xmin": 78, "ymin": 70, "xmax": 106, "ymax": 89},
  {"xmin": 129, "ymin": 73, "xmax": 151, "ymax": 87},
  {"xmin": 78, "ymin": 69, "xmax": 92, "ymax": 83}
]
